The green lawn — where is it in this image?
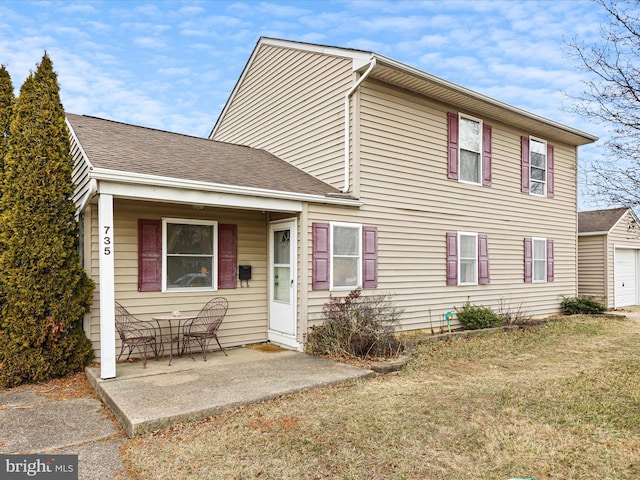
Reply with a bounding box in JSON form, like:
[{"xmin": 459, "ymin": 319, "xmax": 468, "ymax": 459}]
[{"xmin": 122, "ymin": 316, "xmax": 640, "ymax": 479}]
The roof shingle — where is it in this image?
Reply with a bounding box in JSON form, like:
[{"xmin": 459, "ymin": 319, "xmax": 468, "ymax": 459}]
[
  {"xmin": 67, "ymin": 113, "xmax": 341, "ymax": 198},
  {"xmin": 578, "ymin": 207, "xmax": 629, "ymax": 233}
]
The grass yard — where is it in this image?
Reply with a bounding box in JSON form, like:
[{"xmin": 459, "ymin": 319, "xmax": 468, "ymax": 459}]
[{"xmin": 121, "ymin": 316, "xmax": 640, "ymax": 479}]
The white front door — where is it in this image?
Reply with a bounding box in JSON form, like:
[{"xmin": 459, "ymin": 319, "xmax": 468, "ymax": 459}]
[
  {"xmin": 615, "ymin": 249, "xmax": 638, "ymax": 307},
  {"xmin": 268, "ymin": 219, "xmax": 299, "ymax": 348}
]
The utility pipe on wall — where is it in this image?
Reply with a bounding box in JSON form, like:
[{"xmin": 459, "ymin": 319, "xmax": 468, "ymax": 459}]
[{"xmin": 343, "ymin": 57, "xmax": 376, "ymax": 193}]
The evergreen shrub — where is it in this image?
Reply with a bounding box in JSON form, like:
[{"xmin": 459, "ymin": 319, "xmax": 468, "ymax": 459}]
[
  {"xmin": 456, "ymin": 300, "xmax": 503, "ymax": 330},
  {"xmin": 561, "ymin": 296, "xmax": 607, "ymax": 315}
]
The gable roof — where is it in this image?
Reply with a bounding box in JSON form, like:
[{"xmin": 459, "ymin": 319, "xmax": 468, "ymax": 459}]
[
  {"xmin": 578, "ymin": 207, "xmax": 632, "ymax": 234},
  {"xmin": 67, "ymin": 113, "xmax": 350, "ymax": 202},
  {"xmin": 212, "ymin": 37, "xmax": 598, "ymax": 147}
]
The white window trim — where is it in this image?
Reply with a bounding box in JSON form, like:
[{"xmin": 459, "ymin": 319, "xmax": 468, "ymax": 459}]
[
  {"xmin": 458, "ymin": 113, "xmax": 483, "ymax": 186},
  {"xmin": 532, "ymin": 236, "xmax": 547, "ymax": 283},
  {"xmin": 329, "ymin": 221, "xmax": 362, "ymax": 291},
  {"xmin": 529, "ymin": 136, "xmax": 547, "ymax": 197},
  {"xmin": 162, "ymin": 217, "xmax": 218, "ymax": 292},
  {"xmin": 458, "ymin": 232, "xmax": 478, "ymax": 286}
]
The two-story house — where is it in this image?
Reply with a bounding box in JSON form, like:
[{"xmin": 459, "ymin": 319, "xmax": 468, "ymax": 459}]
[{"xmin": 70, "ymin": 37, "xmax": 596, "ymax": 378}]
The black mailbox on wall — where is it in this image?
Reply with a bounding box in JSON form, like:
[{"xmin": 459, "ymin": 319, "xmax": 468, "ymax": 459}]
[{"xmin": 239, "ymin": 265, "xmax": 251, "ymax": 286}]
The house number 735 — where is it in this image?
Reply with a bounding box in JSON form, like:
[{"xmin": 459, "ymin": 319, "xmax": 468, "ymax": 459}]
[{"xmin": 103, "ymin": 226, "xmax": 112, "ymax": 255}]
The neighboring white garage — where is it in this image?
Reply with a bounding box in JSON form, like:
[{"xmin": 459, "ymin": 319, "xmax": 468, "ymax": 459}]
[
  {"xmin": 578, "ymin": 207, "xmax": 640, "ymax": 309},
  {"xmin": 614, "ymin": 248, "xmax": 638, "ymax": 307}
]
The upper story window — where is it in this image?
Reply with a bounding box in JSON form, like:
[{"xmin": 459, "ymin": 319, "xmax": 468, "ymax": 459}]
[
  {"xmin": 522, "ymin": 136, "xmax": 554, "ymax": 198},
  {"xmin": 459, "ymin": 116, "xmax": 482, "ymax": 184},
  {"xmin": 163, "ymin": 218, "xmax": 217, "ymax": 291},
  {"xmin": 447, "ymin": 112, "xmax": 492, "ymax": 187},
  {"xmin": 529, "ymin": 138, "xmax": 547, "ymax": 196}
]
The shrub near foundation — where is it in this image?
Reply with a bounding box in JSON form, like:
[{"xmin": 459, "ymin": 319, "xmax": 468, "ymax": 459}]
[
  {"xmin": 455, "ymin": 300, "xmax": 503, "ymax": 330},
  {"xmin": 561, "ymin": 296, "xmax": 607, "ymax": 315},
  {"xmin": 305, "ymin": 289, "xmax": 404, "ymax": 360}
]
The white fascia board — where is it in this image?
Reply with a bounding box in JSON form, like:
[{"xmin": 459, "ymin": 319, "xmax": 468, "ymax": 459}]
[
  {"xmin": 578, "ymin": 231, "xmax": 608, "ymax": 237},
  {"xmin": 91, "ymin": 168, "xmax": 362, "ymax": 211},
  {"xmin": 371, "ymin": 54, "xmax": 598, "ymax": 145},
  {"xmin": 260, "ymin": 37, "xmax": 372, "ymax": 70}
]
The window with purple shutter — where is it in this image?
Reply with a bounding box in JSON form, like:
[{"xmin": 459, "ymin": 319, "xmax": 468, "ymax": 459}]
[
  {"xmin": 521, "ymin": 136, "xmax": 530, "ymax": 193},
  {"xmin": 218, "ymin": 224, "xmax": 237, "ymax": 289},
  {"xmin": 362, "ymin": 226, "xmax": 378, "ymax": 288},
  {"xmin": 447, "ymin": 113, "xmax": 459, "ymax": 180},
  {"xmin": 446, "ymin": 232, "xmax": 458, "ymax": 286},
  {"xmin": 482, "ymin": 124, "xmax": 492, "ymax": 187},
  {"xmin": 546, "ymin": 239, "xmax": 554, "ymax": 282},
  {"xmin": 312, "ymin": 223, "xmax": 330, "ymax": 290},
  {"xmin": 524, "ymin": 237, "xmax": 533, "ymax": 283},
  {"xmin": 547, "ymin": 144, "xmax": 554, "ymax": 198},
  {"xmin": 138, "ymin": 219, "xmax": 162, "ymax": 292},
  {"xmin": 478, "ymin": 234, "xmax": 490, "ymax": 284}
]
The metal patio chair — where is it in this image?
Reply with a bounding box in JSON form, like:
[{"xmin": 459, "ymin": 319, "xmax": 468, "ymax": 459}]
[
  {"xmin": 114, "ymin": 302, "xmax": 159, "ymax": 368},
  {"xmin": 182, "ymin": 297, "xmax": 228, "ymax": 361}
]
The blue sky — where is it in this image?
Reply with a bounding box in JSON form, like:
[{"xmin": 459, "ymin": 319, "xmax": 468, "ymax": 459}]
[{"xmin": 0, "ymin": 0, "xmax": 613, "ymax": 208}]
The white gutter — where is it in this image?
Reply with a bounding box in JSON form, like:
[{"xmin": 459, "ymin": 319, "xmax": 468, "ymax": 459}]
[
  {"xmin": 343, "ymin": 57, "xmax": 376, "ymax": 193},
  {"xmin": 89, "ymin": 168, "xmax": 364, "ymax": 207}
]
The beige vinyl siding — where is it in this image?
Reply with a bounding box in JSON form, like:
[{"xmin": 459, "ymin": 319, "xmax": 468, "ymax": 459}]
[
  {"xmin": 304, "ymin": 79, "xmax": 580, "ymax": 331},
  {"xmin": 213, "ymin": 44, "xmax": 353, "ymax": 190},
  {"xmin": 577, "ymin": 235, "xmax": 607, "ymax": 301},
  {"xmin": 86, "ymin": 199, "xmax": 269, "ymax": 358},
  {"xmin": 70, "ymin": 135, "xmax": 91, "ymax": 208}
]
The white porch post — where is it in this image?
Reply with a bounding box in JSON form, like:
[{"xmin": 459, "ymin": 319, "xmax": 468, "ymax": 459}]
[{"xmin": 98, "ymin": 194, "xmax": 116, "ymax": 379}]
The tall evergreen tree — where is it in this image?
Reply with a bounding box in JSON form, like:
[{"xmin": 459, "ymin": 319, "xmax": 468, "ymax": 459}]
[
  {"xmin": 0, "ymin": 54, "xmax": 94, "ymax": 387},
  {"xmin": 0, "ymin": 64, "xmax": 14, "ymax": 190}
]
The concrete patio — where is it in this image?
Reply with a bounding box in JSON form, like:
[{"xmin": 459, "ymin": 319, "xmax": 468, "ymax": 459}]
[{"xmin": 85, "ymin": 345, "xmax": 375, "ymax": 436}]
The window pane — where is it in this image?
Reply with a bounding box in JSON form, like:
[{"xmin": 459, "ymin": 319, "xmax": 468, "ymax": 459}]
[
  {"xmin": 333, "ymin": 226, "xmax": 359, "ymax": 255},
  {"xmin": 167, "ymin": 256, "xmax": 213, "ymax": 288},
  {"xmin": 273, "ymin": 230, "xmax": 290, "ymax": 264},
  {"xmin": 460, "ymin": 235, "xmax": 476, "ymax": 258},
  {"xmin": 167, "ymin": 224, "xmax": 213, "ymax": 255},
  {"xmin": 333, "ymin": 257, "xmax": 358, "ymax": 287},
  {"xmin": 533, "ymin": 260, "xmax": 546, "ymax": 281},
  {"xmin": 531, "ymin": 151, "xmax": 546, "ymax": 168},
  {"xmin": 460, "ymin": 259, "xmax": 476, "ymax": 284},
  {"xmin": 530, "ymin": 181, "xmax": 545, "ymax": 195},
  {"xmin": 273, "ymin": 266, "xmax": 290, "ymax": 302},
  {"xmin": 460, "ymin": 117, "xmax": 480, "ymax": 152},
  {"xmin": 534, "ymin": 239, "xmax": 546, "ymax": 259},
  {"xmin": 460, "ymin": 150, "xmax": 480, "ymax": 183},
  {"xmin": 531, "ymin": 166, "xmax": 545, "ymax": 181},
  {"xmin": 530, "ymin": 139, "xmax": 546, "ymax": 155}
]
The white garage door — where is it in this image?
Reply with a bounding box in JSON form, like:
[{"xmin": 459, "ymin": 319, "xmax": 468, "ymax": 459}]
[{"xmin": 615, "ymin": 249, "xmax": 637, "ymax": 307}]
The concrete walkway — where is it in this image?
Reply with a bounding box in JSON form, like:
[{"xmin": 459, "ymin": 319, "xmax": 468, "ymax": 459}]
[{"xmin": 85, "ymin": 346, "xmax": 375, "ymax": 437}]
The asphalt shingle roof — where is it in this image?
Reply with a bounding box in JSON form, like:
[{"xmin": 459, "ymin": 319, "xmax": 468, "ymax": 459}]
[
  {"xmin": 578, "ymin": 207, "xmax": 629, "ymax": 233},
  {"xmin": 66, "ymin": 113, "xmax": 341, "ymax": 198}
]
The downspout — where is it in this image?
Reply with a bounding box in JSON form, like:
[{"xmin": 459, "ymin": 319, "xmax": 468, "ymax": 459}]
[
  {"xmin": 77, "ymin": 178, "xmax": 98, "ymax": 218},
  {"xmin": 343, "ymin": 57, "xmax": 376, "ymax": 193}
]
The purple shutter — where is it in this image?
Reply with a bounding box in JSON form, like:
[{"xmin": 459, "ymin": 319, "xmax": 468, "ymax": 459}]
[
  {"xmin": 524, "ymin": 237, "xmax": 533, "ymax": 283},
  {"xmin": 446, "ymin": 232, "xmax": 458, "ymax": 286},
  {"xmin": 482, "ymin": 124, "xmax": 492, "ymax": 187},
  {"xmin": 547, "ymin": 144, "xmax": 554, "ymax": 198},
  {"xmin": 138, "ymin": 219, "xmax": 162, "ymax": 292},
  {"xmin": 362, "ymin": 226, "xmax": 378, "ymax": 289},
  {"xmin": 218, "ymin": 224, "xmax": 237, "ymax": 289},
  {"xmin": 312, "ymin": 223, "xmax": 330, "ymax": 290},
  {"xmin": 447, "ymin": 113, "xmax": 459, "ymax": 180},
  {"xmin": 521, "ymin": 136, "xmax": 530, "ymax": 193},
  {"xmin": 546, "ymin": 239, "xmax": 554, "ymax": 282},
  {"xmin": 478, "ymin": 234, "xmax": 490, "ymax": 284}
]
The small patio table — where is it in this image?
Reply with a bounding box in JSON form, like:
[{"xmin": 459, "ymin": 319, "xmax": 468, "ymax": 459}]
[{"xmin": 152, "ymin": 314, "xmax": 197, "ymax": 365}]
